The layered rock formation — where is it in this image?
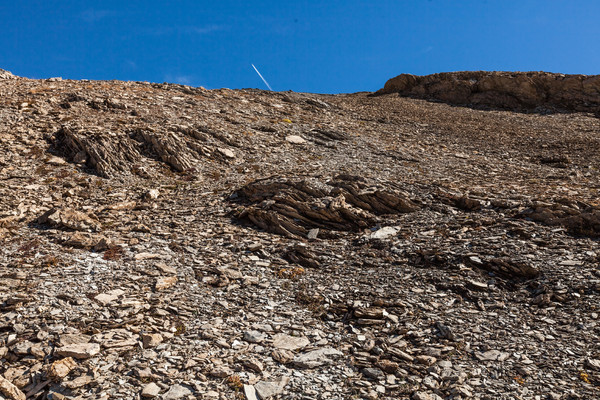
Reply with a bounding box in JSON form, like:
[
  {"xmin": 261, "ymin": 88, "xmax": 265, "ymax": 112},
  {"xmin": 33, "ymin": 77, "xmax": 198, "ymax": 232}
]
[{"xmin": 376, "ymin": 71, "xmax": 600, "ymax": 114}]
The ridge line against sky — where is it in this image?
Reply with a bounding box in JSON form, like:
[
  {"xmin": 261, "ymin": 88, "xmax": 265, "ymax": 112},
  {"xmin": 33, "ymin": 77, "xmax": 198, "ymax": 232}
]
[{"xmin": 1, "ymin": 1, "xmax": 599, "ymax": 93}]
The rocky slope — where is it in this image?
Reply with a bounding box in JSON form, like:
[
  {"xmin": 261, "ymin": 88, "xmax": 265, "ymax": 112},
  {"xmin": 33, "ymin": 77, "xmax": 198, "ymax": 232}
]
[
  {"xmin": 0, "ymin": 69, "xmax": 599, "ymax": 400},
  {"xmin": 376, "ymin": 71, "xmax": 600, "ymax": 115}
]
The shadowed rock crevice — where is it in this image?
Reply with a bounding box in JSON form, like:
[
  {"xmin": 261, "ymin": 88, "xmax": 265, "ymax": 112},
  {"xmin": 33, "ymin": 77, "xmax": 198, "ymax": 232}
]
[
  {"xmin": 232, "ymin": 175, "xmax": 418, "ymax": 238},
  {"xmin": 376, "ymin": 71, "xmax": 600, "ymax": 115}
]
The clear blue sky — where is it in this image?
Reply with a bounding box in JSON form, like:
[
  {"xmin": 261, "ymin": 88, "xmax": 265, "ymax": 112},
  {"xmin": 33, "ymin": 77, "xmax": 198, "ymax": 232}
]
[{"xmin": 2, "ymin": 1, "xmax": 599, "ymax": 93}]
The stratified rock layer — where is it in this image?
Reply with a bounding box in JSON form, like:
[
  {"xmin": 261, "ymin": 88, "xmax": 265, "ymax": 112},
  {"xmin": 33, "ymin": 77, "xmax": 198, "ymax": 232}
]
[{"xmin": 376, "ymin": 71, "xmax": 600, "ymax": 114}]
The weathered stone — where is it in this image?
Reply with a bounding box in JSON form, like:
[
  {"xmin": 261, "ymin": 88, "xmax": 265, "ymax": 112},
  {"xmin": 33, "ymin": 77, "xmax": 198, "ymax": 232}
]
[
  {"xmin": 162, "ymin": 384, "xmax": 192, "ymax": 400},
  {"xmin": 272, "ymin": 334, "xmax": 309, "ymax": 351},
  {"xmin": 37, "ymin": 208, "xmax": 100, "ymax": 231},
  {"xmin": 142, "ymin": 333, "xmax": 163, "ymax": 349},
  {"xmin": 141, "ymin": 382, "xmax": 161, "ymax": 398},
  {"xmin": 243, "ymin": 330, "xmax": 266, "ymax": 344},
  {"xmin": 56, "ymin": 343, "xmax": 100, "ymax": 359},
  {"xmin": 0, "ymin": 376, "xmax": 26, "ymax": 400},
  {"xmin": 48, "ymin": 357, "xmax": 77, "ymax": 380},
  {"xmin": 254, "ymin": 377, "xmax": 289, "ymax": 399},
  {"xmin": 155, "ymin": 276, "xmax": 177, "ymax": 291},
  {"xmin": 293, "ymin": 347, "xmax": 343, "ymax": 368},
  {"xmin": 243, "ymin": 385, "xmax": 258, "ymax": 400},
  {"xmin": 285, "ymin": 135, "xmax": 306, "ymax": 144}
]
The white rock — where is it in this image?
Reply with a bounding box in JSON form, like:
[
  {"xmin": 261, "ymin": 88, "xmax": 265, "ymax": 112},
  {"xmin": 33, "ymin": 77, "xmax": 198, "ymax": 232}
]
[
  {"xmin": 141, "ymin": 382, "xmax": 161, "ymax": 398},
  {"xmin": 293, "ymin": 347, "xmax": 343, "ymax": 368},
  {"xmin": 243, "ymin": 384, "xmax": 258, "ymax": 400},
  {"xmin": 218, "ymin": 148, "xmax": 235, "ymax": 158},
  {"xmin": 56, "ymin": 343, "xmax": 100, "ymax": 359},
  {"xmin": 272, "ymin": 334, "xmax": 309, "ymax": 351},
  {"xmin": 285, "ymin": 135, "xmax": 306, "ymax": 144},
  {"xmin": 368, "ymin": 226, "xmax": 399, "ymax": 239},
  {"xmin": 144, "ymin": 189, "xmax": 160, "ymax": 200}
]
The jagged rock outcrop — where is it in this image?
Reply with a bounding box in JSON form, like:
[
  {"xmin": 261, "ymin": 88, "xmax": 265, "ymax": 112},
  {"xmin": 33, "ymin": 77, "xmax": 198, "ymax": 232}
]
[
  {"xmin": 232, "ymin": 175, "xmax": 417, "ymax": 238},
  {"xmin": 0, "ymin": 68, "xmax": 16, "ymax": 79},
  {"xmin": 376, "ymin": 71, "xmax": 600, "ymax": 114}
]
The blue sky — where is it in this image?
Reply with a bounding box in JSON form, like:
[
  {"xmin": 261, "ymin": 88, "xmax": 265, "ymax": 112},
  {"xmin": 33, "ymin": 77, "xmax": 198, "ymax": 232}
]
[{"xmin": 1, "ymin": 1, "xmax": 599, "ymax": 93}]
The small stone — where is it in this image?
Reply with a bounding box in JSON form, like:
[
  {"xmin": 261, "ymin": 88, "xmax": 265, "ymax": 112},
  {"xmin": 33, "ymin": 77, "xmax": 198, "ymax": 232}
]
[
  {"xmin": 586, "ymin": 358, "xmax": 600, "ymax": 370},
  {"xmin": 144, "ymin": 189, "xmax": 160, "ymax": 200},
  {"xmin": 59, "ymin": 334, "xmax": 91, "ymax": 346},
  {"xmin": 285, "ymin": 135, "xmax": 306, "ymax": 144},
  {"xmin": 141, "ymin": 382, "xmax": 161, "ymax": 398},
  {"xmin": 135, "ymin": 252, "xmax": 161, "ymax": 260},
  {"xmin": 375, "ymin": 359, "xmax": 398, "ymax": 373},
  {"xmin": 307, "ymin": 228, "xmax": 319, "ymax": 239},
  {"xmin": 254, "ymin": 377, "xmax": 289, "ymax": 399},
  {"xmin": 162, "ymin": 384, "xmax": 192, "ymax": 400},
  {"xmin": 218, "ymin": 148, "xmax": 235, "ymax": 158},
  {"xmin": 155, "ymin": 276, "xmax": 177, "ymax": 291},
  {"xmin": 368, "ymin": 226, "xmax": 399, "ymax": 239},
  {"xmin": 412, "ymin": 392, "xmax": 443, "ymax": 400},
  {"xmin": 142, "ymin": 333, "xmax": 164, "ymax": 349},
  {"xmin": 293, "ymin": 347, "xmax": 343, "ymax": 368},
  {"xmin": 209, "ymin": 366, "xmax": 233, "ymax": 378},
  {"xmin": 48, "ymin": 357, "xmax": 77, "ymax": 380},
  {"xmin": 272, "ymin": 334, "xmax": 309, "ymax": 351},
  {"xmin": 361, "ymin": 367, "xmax": 385, "ymax": 380},
  {"xmin": 271, "ymin": 349, "xmax": 294, "ymax": 364},
  {"xmin": 94, "ymin": 289, "xmax": 124, "ymax": 305},
  {"xmin": 415, "ymin": 355, "xmax": 437, "ymax": 366},
  {"xmin": 56, "ymin": 343, "xmax": 100, "ymax": 359},
  {"xmin": 468, "ymin": 280, "xmax": 488, "ymax": 291},
  {"xmin": 0, "ymin": 375, "xmax": 26, "ymax": 400},
  {"xmin": 242, "ymin": 358, "xmax": 264, "ymax": 373},
  {"xmin": 12, "ymin": 340, "xmax": 33, "ymax": 356},
  {"xmin": 243, "ymin": 330, "xmax": 266, "ymax": 344},
  {"xmin": 244, "ymin": 385, "xmax": 258, "ymax": 400},
  {"xmin": 47, "ymin": 156, "xmax": 67, "ymax": 166},
  {"xmin": 474, "ymin": 350, "xmax": 509, "ymax": 361},
  {"xmin": 156, "ymin": 262, "xmax": 177, "ymax": 275}
]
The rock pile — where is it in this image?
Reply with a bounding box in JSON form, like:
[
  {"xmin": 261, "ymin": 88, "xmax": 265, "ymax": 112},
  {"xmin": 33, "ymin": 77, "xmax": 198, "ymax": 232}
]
[{"xmin": 0, "ymin": 71, "xmax": 599, "ymax": 399}]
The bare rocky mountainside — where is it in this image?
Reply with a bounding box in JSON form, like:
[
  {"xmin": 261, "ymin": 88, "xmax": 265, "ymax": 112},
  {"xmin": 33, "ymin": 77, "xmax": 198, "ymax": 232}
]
[{"xmin": 0, "ymin": 68, "xmax": 599, "ymax": 400}]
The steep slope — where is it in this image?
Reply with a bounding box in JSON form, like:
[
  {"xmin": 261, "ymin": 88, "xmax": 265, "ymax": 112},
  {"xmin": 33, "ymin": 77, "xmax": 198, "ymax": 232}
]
[{"xmin": 0, "ymin": 72, "xmax": 599, "ymax": 399}]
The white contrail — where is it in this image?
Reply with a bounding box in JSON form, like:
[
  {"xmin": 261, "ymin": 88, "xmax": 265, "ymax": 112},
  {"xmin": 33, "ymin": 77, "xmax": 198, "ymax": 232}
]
[{"xmin": 252, "ymin": 64, "xmax": 273, "ymax": 91}]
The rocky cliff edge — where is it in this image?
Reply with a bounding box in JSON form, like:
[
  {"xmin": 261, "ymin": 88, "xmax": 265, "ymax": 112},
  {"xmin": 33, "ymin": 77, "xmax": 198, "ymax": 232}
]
[{"xmin": 376, "ymin": 71, "xmax": 600, "ymax": 115}]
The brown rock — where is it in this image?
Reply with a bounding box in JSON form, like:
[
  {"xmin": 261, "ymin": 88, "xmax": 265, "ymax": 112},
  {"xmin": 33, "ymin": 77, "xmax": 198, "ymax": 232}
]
[
  {"xmin": 155, "ymin": 276, "xmax": 177, "ymax": 291},
  {"xmin": 141, "ymin": 333, "xmax": 163, "ymax": 349},
  {"xmin": 56, "ymin": 343, "xmax": 100, "ymax": 359},
  {"xmin": 48, "ymin": 357, "xmax": 77, "ymax": 380},
  {"xmin": 0, "ymin": 375, "xmax": 26, "ymax": 400}
]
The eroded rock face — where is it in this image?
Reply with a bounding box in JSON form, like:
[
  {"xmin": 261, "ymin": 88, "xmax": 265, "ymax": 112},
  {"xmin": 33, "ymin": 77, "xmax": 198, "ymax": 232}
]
[
  {"xmin": 232, "ymin": 175, "xmax": 417, "ymax": 238},
  {"xmin": 51, "ymin": 125, "xmax": 237, "ymax": 178},
  {"xmin": 376, "ymin": 71, "xmax": 600, "ymax": 114},
  {"xmin": 0, "ymin": 69, "xmax": 16, "ymax": 79}
]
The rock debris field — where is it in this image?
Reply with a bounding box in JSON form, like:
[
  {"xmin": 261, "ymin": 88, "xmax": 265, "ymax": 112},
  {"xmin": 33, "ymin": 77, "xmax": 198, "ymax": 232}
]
[{"xmin": 0, "ymin": 68, "xmax": 599, "ymax": 400}]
